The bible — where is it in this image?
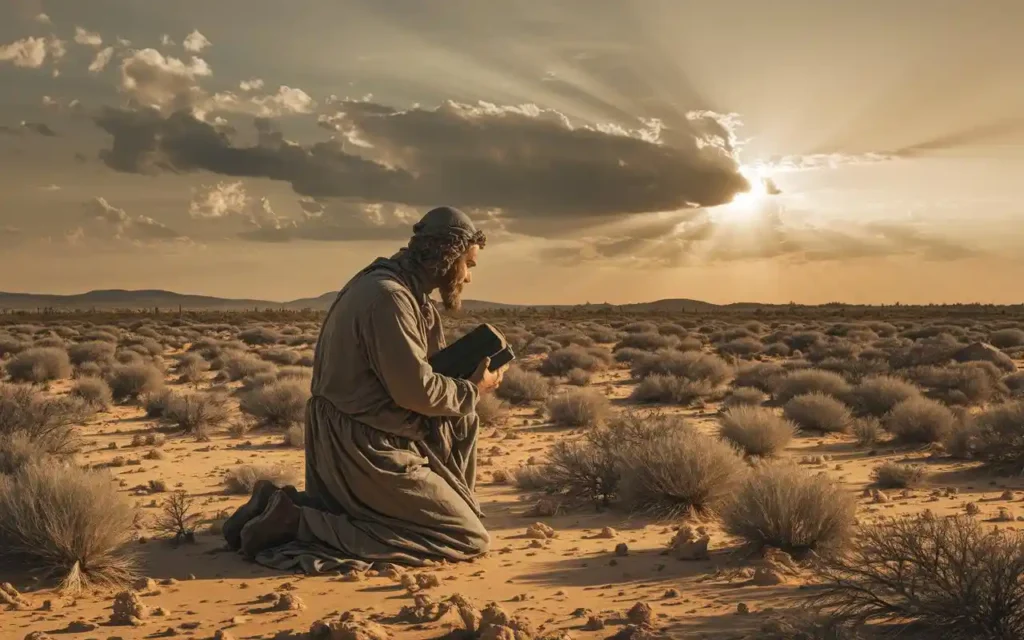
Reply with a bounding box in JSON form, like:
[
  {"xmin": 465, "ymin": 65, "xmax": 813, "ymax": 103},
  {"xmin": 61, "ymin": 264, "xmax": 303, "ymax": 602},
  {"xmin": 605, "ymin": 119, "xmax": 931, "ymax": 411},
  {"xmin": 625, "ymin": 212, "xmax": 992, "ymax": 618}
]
[{"xmin": 429, "ymin": 323, "xmax": 516, "ymax": 379}]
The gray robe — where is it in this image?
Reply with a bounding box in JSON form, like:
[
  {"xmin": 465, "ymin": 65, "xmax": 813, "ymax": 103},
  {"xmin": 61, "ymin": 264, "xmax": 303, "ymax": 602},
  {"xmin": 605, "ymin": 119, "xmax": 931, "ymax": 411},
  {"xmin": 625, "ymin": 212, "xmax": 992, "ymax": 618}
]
[{"xmin": 255, "ymin": 254, "xmax": 489, "ymax": 574}]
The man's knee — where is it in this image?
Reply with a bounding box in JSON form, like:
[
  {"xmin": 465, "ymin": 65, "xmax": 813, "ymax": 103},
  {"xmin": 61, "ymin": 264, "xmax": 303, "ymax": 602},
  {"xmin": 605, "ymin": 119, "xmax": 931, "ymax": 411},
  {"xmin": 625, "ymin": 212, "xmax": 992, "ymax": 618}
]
[{"xmin": 464, "ymin": 516, "xmax": 490, "ymax": 556}]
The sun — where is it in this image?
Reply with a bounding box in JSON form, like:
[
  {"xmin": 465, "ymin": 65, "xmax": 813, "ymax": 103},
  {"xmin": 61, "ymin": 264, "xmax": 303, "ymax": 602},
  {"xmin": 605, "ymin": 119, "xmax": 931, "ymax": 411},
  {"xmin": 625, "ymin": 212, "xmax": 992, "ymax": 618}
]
[{"xmin": 715, "ymin": 166, "xmax": 776, "ymax": 222}]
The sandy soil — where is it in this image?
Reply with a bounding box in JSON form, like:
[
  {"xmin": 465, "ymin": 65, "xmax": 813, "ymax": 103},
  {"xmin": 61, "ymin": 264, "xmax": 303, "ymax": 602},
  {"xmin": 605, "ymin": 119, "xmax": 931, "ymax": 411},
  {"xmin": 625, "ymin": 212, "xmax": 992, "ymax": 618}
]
[{"xmin": 5, "ymin": 353, "xmax": 1024, "ymax": 640}]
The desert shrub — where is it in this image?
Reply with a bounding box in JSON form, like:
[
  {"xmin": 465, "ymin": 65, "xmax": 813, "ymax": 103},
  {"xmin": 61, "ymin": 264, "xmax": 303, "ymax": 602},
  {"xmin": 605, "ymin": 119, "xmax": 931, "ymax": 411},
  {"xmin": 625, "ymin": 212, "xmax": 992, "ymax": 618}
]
[
  {"xmin": 220, "ymin": 352, "xmax": 275, "ymax": 381},
  {"xmin": 813, "ymin": 515, "xmax": 1024, "ymax": 639},
  {"xmin": 282, "ymin": 424, "xmax": 304, "ymax": 448},
  {"xmin": 123, "ymin": 337, "xmax": 163, "ymax": 357},
  {"xmin": 1005, "ymin": 372, "xmax": 1024, "ymax": 396},
  {"xmin": 613, "ymin": 347, "xmax": 648, "ymax": 364},
  {"xmin": 871, "ymin": 462, "xmax": 926, "ymax": 488},
  {"xmin": 852, "ymin": 417, "xmax": 882, "ymax": 447},
  {"xmin": 144, "ymin": 389, "xmax": 176, "ymax": 418},
  {"xmin": 971, "ymin": 401, "xmax": 1024, "ymax": 470},
  {"xmin": 585, "ymin": 326, "xmax": 620, "ymax": 344},
  {"xmin": 164, "ymin": 392, "xmax": 231, "ymax": 437},
  {"xmin": 539, "ymin": 345, "xmax": 607, "ymax": 376},
  {"xmin": 0, "ymin": 334, "xmax": 27, "ymax": 358},
  {"xmin": 67, "ymin": 340, "xmax": 116, "ymax": 366},
  {"xmin": 33, "ymin": 335, "xmax": 66, "ymax": 349},
  {"xmin": 783, "ymin": 393, "xmax": 853, "ymax": 434},
  {"xmin": 990, "ymin": 328, "xmax": 1024, "ymax": 349},
  {"xmin": 70, "ymin": 377, "xmax": 112, "ymax": 410},
  {"xmin": 889, "ymin": 333, "xmax": 962, "ymax": 368},
  {"xmin": 475, "ymin": 393, "xmax": 508, "ymax": 427},
  {"xmin": 0, "ymin": 384, "xmax": 87, "ymax": 472},
  {"xmin": 496, "ymin": 366, "xmax": 550, "ymax": 405},
  {"xmin": 733, "ymin": 362, "xmax": 786, "ymax": 393},
  {"xmin": 259, "ymin": 347, "xmax": 301, "ymax": 366},
  {"xmin": 546, "ymin": 389, "xmax": 610, "ymax": 428},
  {"xmin": 153, "ymin": 490, "xmax": 200, "ymax": 545},
  {"xmin": 614, "ymin": 331, "xmax": 679, "ymax": 352},
  {"xmin": 721, "ymin": 463, "xmax": 856, "ymax": 555},
  {"xmin": 106, "ymin": 363, "xmax": 164, "ymax": 403},
  {"xmin": 618, "ymin": 422, "xmax": 746, "ymax": 518},
  {"xmin": 223, "ymin": 463, "xmax": 298, "ymax": 495},
  {"xmin": 657, "ymin": 323, "xmax": 691, "ymax": 338},
  {"xmin": 238, "ymin": 326, "xmax": 282, "ymax": 346},
  {"xmin": 764, "ymin": 342, "xmax": 792, "ymax": 357},
  {"xmin": 622, "ymin": 321, "xmax": 658, "ymax": 334},
  {"xmin": 0, "ymin": 461, "xmax": 138, "ymax": 592},
  {"xmin": 295, "ymin": 350, "xmax": 315, "ymax": 367},
  {"xmin": 884, "ymin": 397, "xmax": 956, "ymax": 444},
  {"xmin": 783, "ymin": 331, "xmax": 828, "ymax": 352},
  {"xmin": 903, "ymin": 362, "xmax": 1007, "ymax": 406},
  {"xmin": 524, "ymin": 337, "xmax": 560, "ymax": 355},
  {"xmin": 239, "ymin": 379, "xmax": 309, "ymax": 427},
  {"xmin": 717, "ymin": 337, "xmax": 764, "ymax": 358},
  {"xmin": 565, "ymin": 368, "xmax": 592, "ymax": 386},
  {"xmin": 719, "ymin": 405, "xmax": 796, "ymax": 457},
  {"xmin": 844, "ymin": 374, "xmax": 922, "ymax": 418},
  {"xmin": 174, "ymin": 352, "xmax": 210, "ymax": 383},
  {"xmin": 723, "ymin": 387, "xmax": 768, "ymax": 408},
  {"xmin": 5, "ymin": 347, "xmax": 72, "ymax": 383},
  {"xmin": 630, "ymin": 350, "xmax": 732, "ymax": 387},
  {"xmin": 548, "ymin": 331, "xmax": 595, "ymax": 348},
  {"xmin": 774, "ymin": 369, "xmax": 852, "ymax": 404},
  {"xmin": 630, "ymin": 374, "xmax": 718, "ymax": 405}
]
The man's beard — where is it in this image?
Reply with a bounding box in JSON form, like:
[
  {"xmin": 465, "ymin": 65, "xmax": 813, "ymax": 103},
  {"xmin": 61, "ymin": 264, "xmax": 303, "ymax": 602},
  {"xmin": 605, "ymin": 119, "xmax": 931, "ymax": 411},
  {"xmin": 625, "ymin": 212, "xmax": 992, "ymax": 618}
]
[{"xmin": 439, "ymin": 270, "xmax": 464, "ymax": 312}]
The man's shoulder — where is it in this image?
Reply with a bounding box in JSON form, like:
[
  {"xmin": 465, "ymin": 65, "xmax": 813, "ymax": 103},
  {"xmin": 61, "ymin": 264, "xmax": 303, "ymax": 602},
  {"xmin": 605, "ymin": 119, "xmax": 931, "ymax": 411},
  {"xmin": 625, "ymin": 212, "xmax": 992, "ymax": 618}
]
[{"xmin": 348, "ymin": 269, "xmax": 415, "ymax": 309}]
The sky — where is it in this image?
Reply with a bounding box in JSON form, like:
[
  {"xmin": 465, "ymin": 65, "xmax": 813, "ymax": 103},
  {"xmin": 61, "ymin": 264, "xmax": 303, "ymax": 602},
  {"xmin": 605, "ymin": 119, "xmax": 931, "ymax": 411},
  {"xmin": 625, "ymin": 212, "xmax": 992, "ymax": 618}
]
[{"xmin": 1, "ymin": 0, "xmax": 1023, "ymax": 305}]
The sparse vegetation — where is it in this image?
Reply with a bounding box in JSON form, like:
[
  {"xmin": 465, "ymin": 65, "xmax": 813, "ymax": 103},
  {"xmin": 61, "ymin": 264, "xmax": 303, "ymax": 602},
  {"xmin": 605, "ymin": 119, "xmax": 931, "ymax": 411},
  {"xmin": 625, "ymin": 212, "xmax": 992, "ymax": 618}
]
[
  {"xmin": 223, "ymin": 464, "xmax": 299, "ymax": 495},
  {"xmin": 719, "ymin": 405, "xmax": 796, "ymax": 457},
  {"xmin": 885, "ymin": 397, "xmax": 957, "ymax": 444},
  {"xmin": 5, "ymin": 346, "xmax": 73, "ymax": 383},
  {"xmin": 783, "ymin": 393, "xmax": 854, "ymax": 434},
  {"xmin": 546, "ymin": 388, "xmax": 610, "ymax": 428},
  {"xmin": 496, "ymin": 366, "xmax": 550, "ymax": 405},
  {"xmin": 239, "ymin": 379, "xmax": 309, "ymax": 427}
]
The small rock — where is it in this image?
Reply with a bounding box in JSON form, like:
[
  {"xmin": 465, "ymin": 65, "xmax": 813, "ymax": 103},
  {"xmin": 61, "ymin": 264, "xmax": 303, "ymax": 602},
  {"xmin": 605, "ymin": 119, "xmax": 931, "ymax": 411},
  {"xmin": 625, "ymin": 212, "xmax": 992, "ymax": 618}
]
[
  {"xmin": 582, "ymin": 616, "xmax": 605, "ymax": 631},
  {"xmin": 596, "ymin": 527, "xmax": 617, "ymax": 539},
  {"xmin": 526, "ymin": 522, "xmax": 556, "ymax": 540},
  {"xmin": 736, "ymin": 603, "xmax": 749, "ymax": 615},
  {"xmin": 626, "ymin": 602, "xmax": 653, "ymax": 625},
  {"xmin": 66, "ymin": 620, "xmax": 98, "ymax": 632},
  {"xmin": 272, "ymin": 593, "xmax": 305, "ymax": 611},
  {"xmin": 110, "ymin": 591, "xmax": 149, "ymax": 625},
  {"xmin": 614, "ymin": 543, "xmax": 629, "ymax": 556}
]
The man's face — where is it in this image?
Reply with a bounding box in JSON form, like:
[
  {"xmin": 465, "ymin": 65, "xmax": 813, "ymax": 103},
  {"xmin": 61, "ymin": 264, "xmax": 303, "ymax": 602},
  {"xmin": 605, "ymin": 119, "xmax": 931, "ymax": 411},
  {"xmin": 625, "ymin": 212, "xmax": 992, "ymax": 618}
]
[{"xmin": 440, "ymin": 244, "xmax": 479, "ymax": 311}]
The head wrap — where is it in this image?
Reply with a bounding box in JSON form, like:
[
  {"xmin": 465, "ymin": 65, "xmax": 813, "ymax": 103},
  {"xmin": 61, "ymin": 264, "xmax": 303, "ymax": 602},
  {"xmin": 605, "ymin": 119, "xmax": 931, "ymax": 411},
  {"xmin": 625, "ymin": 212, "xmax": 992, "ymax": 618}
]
[{"xmin": 412, "ymin": 206, "xmax": 479, "ymax": 240}]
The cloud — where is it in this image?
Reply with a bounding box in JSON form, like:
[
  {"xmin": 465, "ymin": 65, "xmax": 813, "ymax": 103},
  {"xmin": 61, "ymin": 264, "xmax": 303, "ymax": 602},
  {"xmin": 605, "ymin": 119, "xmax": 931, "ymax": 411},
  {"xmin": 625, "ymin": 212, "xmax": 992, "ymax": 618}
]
[
  {"xmin": 94, "ymin": 99, "xmax": 752, "ymax": 228},
  {"xmin": 89, "ymin": 46, "xmax": 115, "ymax": 73},
  {"xmin": 0, "ymin": 36, "xmax": 47, "ymax": 68},
  {"xmin": 160, "ymin": 35, "xmax": 175, "ymax": 47},
  {"xmin": 74, "ymin": 27, "xmax": 103, "ymax": 48},
  {"xmin": 84, "ymin": 196, "xmax": 187, "ymax": 243},
  {"xmin": 188, "ymin": 181, "xmax": 251, "ymax": 219},
  {"xmin": 118, "ymin": 48, "xmax": 212, "ymax": 113},
  {"xmin": 34, "ymin": 13, "xmax": 51, "ymax": 25},
  {"xmin": 239, "ymin": 78, "xmax": 264, "ymax": 91},
  {"xmin": 40, "ymin": 184, "xmax": 62, "ymax": 191},
  {"xmin": 209, "ymin": 85, "xmax": 315, "ymax": 118},
  {"xmin": 183, "ymin": 30, "xmax": 211, "ymax": 53}
]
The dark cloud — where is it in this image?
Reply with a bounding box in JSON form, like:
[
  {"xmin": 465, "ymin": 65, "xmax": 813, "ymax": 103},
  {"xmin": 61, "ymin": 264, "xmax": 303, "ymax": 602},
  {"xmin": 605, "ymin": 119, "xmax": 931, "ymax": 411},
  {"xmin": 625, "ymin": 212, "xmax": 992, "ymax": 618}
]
[
  {"xmin": 19, "ymin": 121, "xmax": 57, "ymax": 136},
  {"xmin": 94, "ymin": 100, "xmax": 751, "ymax": 222}
]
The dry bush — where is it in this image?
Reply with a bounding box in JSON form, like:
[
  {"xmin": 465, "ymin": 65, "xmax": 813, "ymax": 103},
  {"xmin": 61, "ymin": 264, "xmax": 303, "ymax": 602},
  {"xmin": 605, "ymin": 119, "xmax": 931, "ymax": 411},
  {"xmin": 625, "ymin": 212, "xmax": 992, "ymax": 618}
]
[
  {"xmin": 717, "ymin": 337, "xmax": 764, "ymax": 358},
  {"xmin": 546, "ymin": 389, "xmax": 610, "ymax": 428},
  {"xmin": 723, "ymin": 387, "xmax": 768, "ymax": 408},
  {"xmin": 0, "ymin": 383, "xmax": 86, "ymax": 473},
  {"xmin": 70, "ymin": 376, "xmax": 113, "ymax": 410},
  {"xmin": 614, "ymin": 331, "xmax": 679, "ymax": 352},
  {"xmin": 548, "ymin": 331, "xmax": 595, "ymax": 348},
  {"xmin": 630, "ymin": 349, "xmax": 732, "ymax": 384},
  {"xmin": 239, "ymin": 379, "xmax": 309, "ymax": 427},
  {"xmin": 774, "ymin": 369, "xmax": 852, "ymax": 404},
  {"xmin": 764, "ymin": 342, "xmax": 792, "ymax": 357},
  {"xmin": 783, "ymin": 393, "xmax": 854, "ymax": 434},
  {"xmin": 144, "ymin": 389, "xmax": 176, "ymax": 418},
  {"xmin": 613, "ymin": 347, "xmax": 649, "ymax": 364},
  {"xmin": 903, "ymin": 362, "xmax": 1007, "ymax": 406},
  {"xmin": 220, "ymin": 351, "xmax": 276, "ymax": 381},
  {"xmin": 852, "ymin": 417, "xmax": 882, "ymax": 447},
  {"xmin": 164, "ymin": 392, "xmax": 231, "ymax": 437},
  {"xmin": 259, "ymin": 347, "xmax": 301, "ymax": 365},
  {"xmin": 496, "ymin": 366, "xmax": 550, "ymax": 405},
  {"xmin": 733, "ymin": 362, "xmax": 786, "ymax": 393},
  {"xmin": 844, "ymin": 374, "xmax": 922, "ymax": 418},
  {"xmin": 885, "ymin": 397, "xmax": 956, "ymax": 444},
  {"xmin": 0, "ymin": 333, "xmax": 28, "ymax": 358},
  {"xmin": 630, "ymin": 374, "xmax": 718, "ymax": 405},
  {"xmin": 657, "ymin": 322, "xmax": 691, "ymax": 338},
  {"xmin": 223, "ymin": 463, "xmax": 298, "ymax": 495},
  {"xmin": 989, "ymin": 328, "xmax": 1024, "ymax": 349},
  {"xmin": 721, "ymin": 463, "xmax": 856, "ymax": 555},
  {"xmin": 106, "ymin": 363, "xmax": 164, "ymax": 403},
  {"xmin": 871, "ymin": 462, "xmax": 926, "ymax": 488},
  {"xmin": 0, "ymin": 461, "xmax": 138, "ymax": 592},
  {"xmin": 34, "ymin": 336, "xmax": 66, "ymax": 349},
  {"xmin": 813, "ymin": 515, "xmax": 1024, "ymax": 639},
  {"xmin": 5, "ymin": 346, "xmax": 73, "ymax": 383},
  {"xmin": 719, "ymin": 405, "xmax": 796, "ymax": 457},
  {"xmin": 153, "ymin": 490, "xmax": 200, "ymax": 545},
  {"xmin": 512, "ymin": 465, "xmax": 552, "ymax": 491},
  {"xmin": 585, "ymin": 326, "xmax": 620, "ymax": 344},
  {"xmin": 123, "ymin": 336, "xmax": 163, "ymax": 357},
  {"xmin": 174, "ymin": 352, "xmax": 210, "ymax": 383},
  {"xmin": 618, "ymin": 420, "xmax": 746, "ymax": 518},
  {"xmin": 971, "ymin": 401, "xmax": 1024, "ymax": 470},
  {"xmin": 282, "ymin": 424, "xmax": 305, "ymax": 448},
  {"xmin": 1005, "ymin": 372, "xmax": 1024, "ymax": 396},
  {"xmin": 238, "ymin": 326, "xmax": 283, "ymax": 346},
  {"xmin": 524, "ymin": 337, "xmax": 560, "ymax": 355},
  {"xmin": 565, "ymin": 368, "xmax": 592, "ymax": 386},
  {"xmin": 67, "ymin": 340, "xmax": 116, "ymax": 366},
  {"xmin": 622, "ymin": 321, "xmax": 658, "ymax": 334},
  {"xmin": 475, "ymin": 393, "xmax": 509, "ymax": 427},
  {"xmin": 539, "ymin": 345, "xmax": 608, "ymax": 376}
]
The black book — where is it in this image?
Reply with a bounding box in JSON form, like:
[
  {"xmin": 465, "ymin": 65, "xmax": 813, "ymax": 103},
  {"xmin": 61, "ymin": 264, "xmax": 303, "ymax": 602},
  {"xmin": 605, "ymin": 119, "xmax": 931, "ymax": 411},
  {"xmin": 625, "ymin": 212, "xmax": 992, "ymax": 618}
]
[{"xmin": 429, "ymin": 323, "xmax": 516, "ymax": 379}]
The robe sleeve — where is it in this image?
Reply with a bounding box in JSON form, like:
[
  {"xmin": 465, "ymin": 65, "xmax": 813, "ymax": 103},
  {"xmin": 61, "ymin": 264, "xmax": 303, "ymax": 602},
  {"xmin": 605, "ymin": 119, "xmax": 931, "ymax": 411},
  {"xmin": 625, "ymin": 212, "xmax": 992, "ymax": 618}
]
[{"xmin": 364, "ymin": 288, "xmax": 479, "ymax": 418}]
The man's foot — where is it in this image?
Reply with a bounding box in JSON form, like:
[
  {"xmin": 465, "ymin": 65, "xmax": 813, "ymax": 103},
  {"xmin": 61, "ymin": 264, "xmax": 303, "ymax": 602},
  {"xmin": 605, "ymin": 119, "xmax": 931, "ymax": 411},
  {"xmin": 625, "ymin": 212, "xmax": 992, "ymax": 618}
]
[
  {"xmin": 239, "ymin": 490, "xmax": 301, "ymax": 559},
  {"xmin": 222, "ymin": 480, "xmax": 279, "ymax": 550}
]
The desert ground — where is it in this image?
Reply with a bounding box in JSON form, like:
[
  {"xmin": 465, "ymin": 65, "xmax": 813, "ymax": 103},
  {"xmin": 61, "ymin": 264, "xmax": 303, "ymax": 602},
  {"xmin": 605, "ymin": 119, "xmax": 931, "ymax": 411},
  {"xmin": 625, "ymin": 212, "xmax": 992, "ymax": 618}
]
[{"xmin": 3, "ymin": 307, "xmax": 1024, "ymax": 640}]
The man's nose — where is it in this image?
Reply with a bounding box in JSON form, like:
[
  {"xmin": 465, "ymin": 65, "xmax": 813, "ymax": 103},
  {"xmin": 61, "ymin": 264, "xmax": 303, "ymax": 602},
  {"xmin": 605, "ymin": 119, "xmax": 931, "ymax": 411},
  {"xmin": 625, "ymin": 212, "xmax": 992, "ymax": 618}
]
[{"xmin": 464, "ymin": 271, "xmax": 473, "ymax": 284}]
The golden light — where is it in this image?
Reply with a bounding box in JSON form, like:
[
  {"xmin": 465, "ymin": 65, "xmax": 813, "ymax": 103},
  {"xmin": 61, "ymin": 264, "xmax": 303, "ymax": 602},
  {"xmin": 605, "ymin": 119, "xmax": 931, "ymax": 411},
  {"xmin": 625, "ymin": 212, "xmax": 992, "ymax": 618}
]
[{"xmin": 714, "ymin": 165, "xmax": 775, "ymax": 222}]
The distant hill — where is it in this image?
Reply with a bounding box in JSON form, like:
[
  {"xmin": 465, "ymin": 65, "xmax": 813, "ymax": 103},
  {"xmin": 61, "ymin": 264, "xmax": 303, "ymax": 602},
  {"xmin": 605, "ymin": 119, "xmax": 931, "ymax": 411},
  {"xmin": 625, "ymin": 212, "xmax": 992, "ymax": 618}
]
[{"xmin": 0, "ymin": 288, "xmax": 725, "ymax": 312}]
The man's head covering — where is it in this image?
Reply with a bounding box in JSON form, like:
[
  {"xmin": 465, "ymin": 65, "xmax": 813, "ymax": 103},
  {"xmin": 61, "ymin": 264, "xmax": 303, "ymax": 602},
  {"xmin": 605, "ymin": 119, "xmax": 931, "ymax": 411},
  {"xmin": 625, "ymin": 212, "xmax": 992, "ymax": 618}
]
[{"xmin": 412, "ymin": 206, "xmax": 478, "ymax": 240}]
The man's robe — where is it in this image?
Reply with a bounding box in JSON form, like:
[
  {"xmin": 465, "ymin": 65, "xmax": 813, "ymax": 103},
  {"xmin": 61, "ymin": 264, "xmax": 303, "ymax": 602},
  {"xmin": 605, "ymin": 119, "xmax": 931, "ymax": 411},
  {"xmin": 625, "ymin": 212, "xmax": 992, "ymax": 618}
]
[{"xmin": 254, "ymin": 254, "xmax": 489, "ymax": 574}]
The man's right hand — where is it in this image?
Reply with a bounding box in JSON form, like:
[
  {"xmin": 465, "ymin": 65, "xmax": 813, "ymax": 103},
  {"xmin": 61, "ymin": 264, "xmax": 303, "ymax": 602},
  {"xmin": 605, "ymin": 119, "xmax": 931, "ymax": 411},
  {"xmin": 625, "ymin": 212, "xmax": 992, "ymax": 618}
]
[{"xmin": 469, "ymin": 357, "xmax": 503, "ymax": 394}]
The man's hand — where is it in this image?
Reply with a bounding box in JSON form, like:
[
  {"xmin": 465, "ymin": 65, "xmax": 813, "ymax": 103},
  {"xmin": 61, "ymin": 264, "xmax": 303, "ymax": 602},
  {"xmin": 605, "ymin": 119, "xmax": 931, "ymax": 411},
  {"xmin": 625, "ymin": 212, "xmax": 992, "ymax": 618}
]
[{"xmin": 469, "ymin": 357, "xmax": 505, "ymax": 394}]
